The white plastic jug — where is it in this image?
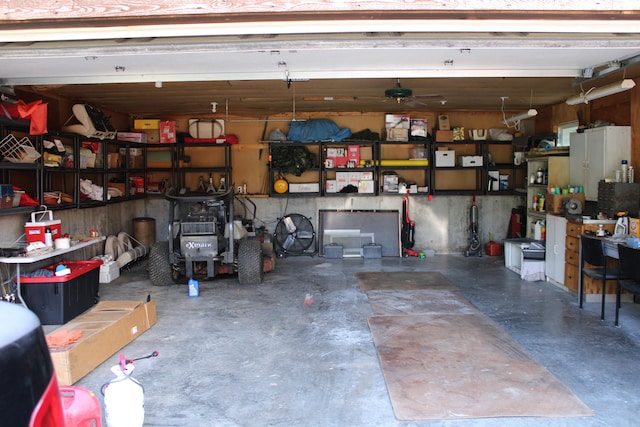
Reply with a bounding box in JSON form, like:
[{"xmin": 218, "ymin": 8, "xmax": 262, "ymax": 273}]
[
  {"xmin": 534, "ymin": 221, "xmax": 544, "ymax": 241},
  {"xmin": 104, "ymin": 362, "xmax": 144, "ymax": 427}
]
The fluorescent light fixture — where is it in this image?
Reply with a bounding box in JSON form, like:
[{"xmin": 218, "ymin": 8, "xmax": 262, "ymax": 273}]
[
  {"xmin": 566, "ymin": 79, "xmax": 636, "ymax": 105},
  {"xmin": 502, "ymin": 108, "xmax": 538, "ymax": 125}
]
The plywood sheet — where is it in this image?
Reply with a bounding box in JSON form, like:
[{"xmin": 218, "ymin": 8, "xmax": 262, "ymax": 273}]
[
  {"xmin": 368, "ymin": 314, "xmax": 594, "ymax": 420},
  {"xmin": 357, "ymin": 272, "xmax": 594, "ymax": 420}
]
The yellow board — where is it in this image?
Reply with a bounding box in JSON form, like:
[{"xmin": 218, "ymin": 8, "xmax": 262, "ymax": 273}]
[{"xmin": 360, "ymin": 159, "xmax": 428, "ymax": 167}]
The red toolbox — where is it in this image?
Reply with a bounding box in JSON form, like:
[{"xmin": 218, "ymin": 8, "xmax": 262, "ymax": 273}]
[{"xmin": 18, "ymin": 260, "xmax": 102, "ymax": 325}]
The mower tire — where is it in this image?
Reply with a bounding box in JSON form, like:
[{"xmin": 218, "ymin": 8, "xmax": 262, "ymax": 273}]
[
  {"xmin": 237, "ymin": 239, "xmax": 264, "ymax": 285},
  {"xmin": 149, "ymin": 241, "xmax": 175, "ymax": 286}
]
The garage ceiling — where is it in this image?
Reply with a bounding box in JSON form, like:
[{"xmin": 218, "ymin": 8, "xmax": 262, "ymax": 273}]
[{"xmin": 2, "ymin": 17, "xmax": 640, "ymax": 118}]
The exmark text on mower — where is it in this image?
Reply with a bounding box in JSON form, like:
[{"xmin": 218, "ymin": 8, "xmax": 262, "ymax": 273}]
[{"xmin": 148, "ymin": 188, "xmax": 274, "ymax": 286}]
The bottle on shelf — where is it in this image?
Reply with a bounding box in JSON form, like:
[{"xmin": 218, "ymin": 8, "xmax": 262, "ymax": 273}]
[
  {"xmin": 621, "ymin": 160, "xmax": 629, "ymax": 183},
  {"xmin": 44, "ymin": 228, "xmax": 53, "ymax": 247}
]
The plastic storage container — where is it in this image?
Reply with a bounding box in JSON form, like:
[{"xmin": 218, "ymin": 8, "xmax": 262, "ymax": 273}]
[
  {"xmin": 18, "ymin": 260, "xmax": 102, "ymax": 325},
  {"xmin": 24, "ymin": 210, "xmax": 62, "ymax": 244}
]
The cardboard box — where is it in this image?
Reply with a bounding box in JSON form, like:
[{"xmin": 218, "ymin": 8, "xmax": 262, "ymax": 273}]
[
  {"xmin": 336, "ymin": 171, "xmax": 349, "ymax": 192},
  {"xmin": 107, "ymin": 153, "xmax": 122, "ymax": 169},
  {"xmin": 453, "ymin": 127, "xmax": 465, "ymax": 141},
  {"xmin": 48, "ymin": 299, "xmax": 157, "ymax": 386},
  {"xmin": 630, "ymin": 218, "xmax": 640, "ymax": 237},
  {"xmin": 410, "ymin": 148, "xmax": 428, "ymax": 159},
  {"xmin": 358, "ymin": 180, "xmax": 375, "ymax": 193},
  {"xmin": 436, "ymin": 130, "xmax": 454, "ymax": 142},
  {"xmin": 382, "ymin": 173, "xmax": 398, "ymax": 192},
  {"xmin": 133, "ymin": 119, "xmax": 160, "ymax": 130},
  {"xmin": 327, "ymin": 155, "xmax": 348, "ymax": 168},
  {"xmin": 119, "ymin": 148, "xmax": 143, "ymax": 156},
  {"xmin": 386, "ymin": 128, "xmax": 409, "ymax": 142},
  {"xmin": 79, "ymin": 149, "xmax": 96, "ymax": 169},
  {"xmin": 99, "ymin": 261, "xmax": 120, "ymax": 283},
  {"xmin": 410, "ymin": 119, "xmax": 428, "ymax": 138},
  {"xmin": 325, "ymin": 180, "xmax": 337, "ymax": 193},
  {"xmin": 133, "ymin": 128, "xmax": 160, "ymax": 143},
  {"xmin": 360, "ymin": 146, "xmax": 373, "ymax": 161},
  {"xmin": 347, "ymin": 145, "xmax": 360, "ymax": 164},
  {"xmin": 288, "ymin": 183, "xmax": 320, "ymax": 193},
  {"xmin": 438, "ymin": 114, "xmax": 450, "ymax": 130},
  {"xmin": 129, "ymin": 155, "xmax": 144, "ymax": 169},
  {"xmin": 385, "ymin": 114, "xmax": 410, "ymax": 129},
  {"xmin": 117, "ymin": 132, "xmax": 147, "ymax": 143},
  {"xmin": 348, "ymin": 172, "xmax": 361, "ymax": 186},
  {"xmin": 360, "ymin": 171, "xmax": 374, "ymax": 181},
  {"xmin": 459, "ymin": 155, "xmax": 483, "ymax": 167},
  {"xmin": 326, "ymin": 147, "xmax": 348, "ymax": 168},
  {"xmin": 159, "ymin": 120, "xmax": 176, "ymax": 143},
  {"xmin": 435, "ymin": 150, "xmax": 455, "ymax": 167}
]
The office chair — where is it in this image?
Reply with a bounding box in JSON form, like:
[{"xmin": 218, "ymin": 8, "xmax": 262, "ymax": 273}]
[
  {"xmin": 580, "ymin": 235, "xmax": 619, "ymax": 320},
  {"xmin": 615, "ymin": 244, "xmax": 640, "ymax": 327}
]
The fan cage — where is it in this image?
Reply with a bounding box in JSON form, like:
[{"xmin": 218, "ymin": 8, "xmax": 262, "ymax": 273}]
[{"xmin": 273, "ymin": 213, "xmax": 316, "ymax": 256}]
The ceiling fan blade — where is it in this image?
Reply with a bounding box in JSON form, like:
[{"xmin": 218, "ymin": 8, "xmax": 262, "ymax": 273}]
[
  {"xmin": 413, "ymin": 94, "xmax": 444, "ymax": 99},
  {"xmin": 302, "ymin": 96, "xmax": 356, "ymax": 102},
  {"xmin": 403, "ymin": 100, "xmax": 428, "ymax": 108}
]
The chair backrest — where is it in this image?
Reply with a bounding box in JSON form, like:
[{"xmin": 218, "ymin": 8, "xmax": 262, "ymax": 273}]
[
  {"xmin": 617, "ymin": 244, "xmax": 640, "ymax": 281},
  {"xmin": 580, "ymin": 235, "xmax": 606, "ymax": 267}
]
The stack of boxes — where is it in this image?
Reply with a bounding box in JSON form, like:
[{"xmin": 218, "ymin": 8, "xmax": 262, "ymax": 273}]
[
  {"xmin": 385, "ymin": 114, "xmax": 410, "ymax": 141},
  {"xmin": 325, "ymin": 145, "xmax": 375, "ymax": 194},
  {"xmin": 385, "ymin": 114, "xmax": 429, "ymax": 142},
  {"xmin": 117, "ymin": 119, "xmax": 176, "ymax": 144}
]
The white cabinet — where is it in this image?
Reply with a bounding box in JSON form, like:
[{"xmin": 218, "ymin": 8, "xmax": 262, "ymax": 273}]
[
  {"xmin": 569, "ymin": 126, "xmax": 631, "ymax": 201},
  {"xmin": 545, "ymin": 214, "xmax": 567, "ymax": 285}
]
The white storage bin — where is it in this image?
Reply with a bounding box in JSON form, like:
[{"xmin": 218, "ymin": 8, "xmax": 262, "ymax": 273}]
[
  {"xmin": 459, "ymin": 155, "xmax": 483, "ymax": 167},
  {"xmin": 435, "ymin": 150, "xmax": 455, "ymax": 167}
]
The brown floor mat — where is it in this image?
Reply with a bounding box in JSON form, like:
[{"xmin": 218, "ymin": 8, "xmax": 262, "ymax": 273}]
[
  {"xmin": 356, "ymin": 271, "xmax": 457, "ymax": 291},
  {"xmin": 358, "ymin": 272, "xmax": 594, "ymax": 420}
]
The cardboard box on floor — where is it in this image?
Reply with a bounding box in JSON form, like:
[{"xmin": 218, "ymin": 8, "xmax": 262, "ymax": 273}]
[{"xmin": 48, "ymin": 299, "xmax": 157, "ymax": 386}]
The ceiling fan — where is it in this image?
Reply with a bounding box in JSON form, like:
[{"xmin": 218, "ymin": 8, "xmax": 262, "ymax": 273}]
[{"xmin": 383, "ymin": 78, "xmax": 445, "ymax": 107}]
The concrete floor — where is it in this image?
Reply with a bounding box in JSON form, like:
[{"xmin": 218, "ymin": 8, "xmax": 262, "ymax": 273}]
[{"xmin": 74, "ymin": 254, "xmax": 640, "ymax": 427}]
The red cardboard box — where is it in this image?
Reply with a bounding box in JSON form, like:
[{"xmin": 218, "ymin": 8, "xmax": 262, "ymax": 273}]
[
  {"xmin": 347, "ymin": 145, "xmax": 360, "ymax": 164},
  {"xmin": 159, "ymin": 120, "xmax": 176, "ymax": 143}
]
